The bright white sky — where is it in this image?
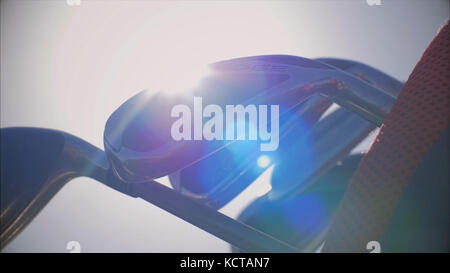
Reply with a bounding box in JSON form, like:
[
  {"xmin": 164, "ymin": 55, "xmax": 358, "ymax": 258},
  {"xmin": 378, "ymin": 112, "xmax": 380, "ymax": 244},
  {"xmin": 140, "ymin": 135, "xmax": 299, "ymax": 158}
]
[{"xmin": 1, "ymin": 0, "xmax": 448, "ymax": 252}]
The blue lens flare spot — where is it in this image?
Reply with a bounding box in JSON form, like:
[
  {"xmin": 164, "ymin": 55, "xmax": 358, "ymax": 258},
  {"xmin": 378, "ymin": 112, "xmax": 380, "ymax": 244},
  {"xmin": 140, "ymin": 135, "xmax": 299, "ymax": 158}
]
[
  {"xmin": 257, "ymin": 155, "xmax": 271, "ymax": 168},
  {"xmin": 283, "ymin": 193, "xmax": 328, "ymax": 236}
]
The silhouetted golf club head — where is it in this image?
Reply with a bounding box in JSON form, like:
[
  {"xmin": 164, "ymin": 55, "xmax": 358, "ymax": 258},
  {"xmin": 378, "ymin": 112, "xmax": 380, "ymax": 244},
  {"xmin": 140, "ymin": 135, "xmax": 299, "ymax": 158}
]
[
  {"xmin": 167, "ymin": 58, "xmax": 402, "ymax": 209},
  {"xmin": 0, "ymin": 128, "xmax": 108, "ymax": 248},
  {"xmin": 232, "ymin": 154, "xmax": 363, "ymax": 253},
  {"xmin": 104, "ymin": 55, "xmax": 395, "ymax": 184}
]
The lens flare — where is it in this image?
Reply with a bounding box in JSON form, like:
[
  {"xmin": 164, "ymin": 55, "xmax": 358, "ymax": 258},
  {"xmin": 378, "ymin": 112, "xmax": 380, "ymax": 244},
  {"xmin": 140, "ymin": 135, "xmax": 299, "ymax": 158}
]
[{"xmin": 257, "ymin": 155, "xmax": 271, "ymax": 168}]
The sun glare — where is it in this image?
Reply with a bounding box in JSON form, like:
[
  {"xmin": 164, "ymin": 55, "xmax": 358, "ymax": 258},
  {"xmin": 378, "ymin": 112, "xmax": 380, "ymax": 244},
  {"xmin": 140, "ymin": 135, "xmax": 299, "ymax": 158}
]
[{"xmin": 155, "ymin": 62, "xmax": 212, "ymax": 97}]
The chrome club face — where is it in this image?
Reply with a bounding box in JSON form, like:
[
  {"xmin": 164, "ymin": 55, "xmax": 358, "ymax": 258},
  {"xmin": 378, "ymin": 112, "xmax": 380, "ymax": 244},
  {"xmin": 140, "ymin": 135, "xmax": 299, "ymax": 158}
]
[
  {"xmin": 166, "ymin": 57, "xmax": 403, "ymax": 209},
  {"xmin": 104, "ymin": 55, "xmax": 396, "ymax": 185}
]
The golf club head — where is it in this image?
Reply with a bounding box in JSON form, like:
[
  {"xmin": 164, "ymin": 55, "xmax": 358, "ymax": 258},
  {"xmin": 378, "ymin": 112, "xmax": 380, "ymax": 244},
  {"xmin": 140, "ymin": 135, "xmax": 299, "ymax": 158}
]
[
  {"xmin": 168, "ymin": 95, "xmax": 331, "ymax": 209},
  {"xmin": 104, "ymin": 55, "xmax": 395, "ymax": 184},
  {"xmin": 232, "ymin": 154, "xmax": 363, "ymax": 253},
  {"xmin": 167, "ymin": 58, "xmax": 402, "ymax": 209},
  {"xmin": 268, "ymin": 59, "xmax": 404, "ymax": 199},
  {"xmin": 0, "ymin": 127, "xmax": 108, "ymax": 249}
]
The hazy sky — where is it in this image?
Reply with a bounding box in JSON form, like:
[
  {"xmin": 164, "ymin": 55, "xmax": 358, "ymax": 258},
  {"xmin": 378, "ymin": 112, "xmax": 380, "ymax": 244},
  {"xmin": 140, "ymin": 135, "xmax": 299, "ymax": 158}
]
[{"xmin": 1, "ymin": 0, "xmax": 449, "ymax": 252}]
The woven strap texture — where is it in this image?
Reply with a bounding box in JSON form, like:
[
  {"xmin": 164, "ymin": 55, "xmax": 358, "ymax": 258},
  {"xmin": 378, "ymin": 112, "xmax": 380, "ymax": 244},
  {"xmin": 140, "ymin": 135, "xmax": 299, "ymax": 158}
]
[{"xmin": 323, "ymin": 21, "xmax": 450, "ymax": 252}]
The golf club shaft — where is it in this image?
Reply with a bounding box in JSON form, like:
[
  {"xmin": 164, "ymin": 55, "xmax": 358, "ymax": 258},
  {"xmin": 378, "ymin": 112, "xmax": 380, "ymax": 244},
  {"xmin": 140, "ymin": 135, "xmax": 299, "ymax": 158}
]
[{"xmin": 104, "ymin": 173, "xmax": 300, "ymax": 253}]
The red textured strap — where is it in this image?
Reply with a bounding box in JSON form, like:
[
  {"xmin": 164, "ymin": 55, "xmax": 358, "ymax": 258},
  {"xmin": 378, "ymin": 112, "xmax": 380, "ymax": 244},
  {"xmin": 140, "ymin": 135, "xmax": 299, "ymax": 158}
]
[{"xmin": 323, "ymin": 21, "xmax": 450, "ymax": 252}]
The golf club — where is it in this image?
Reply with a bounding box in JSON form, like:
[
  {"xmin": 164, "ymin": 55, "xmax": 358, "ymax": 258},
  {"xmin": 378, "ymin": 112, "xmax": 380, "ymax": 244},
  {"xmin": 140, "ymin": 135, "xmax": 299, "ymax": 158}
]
[
  {"xmin": 1, "ymin": 55, "xmax": 399, "ymax": 252},
  {"xmin": 167, "ymin": 58, "xmax": 403, "ymax": 209}
]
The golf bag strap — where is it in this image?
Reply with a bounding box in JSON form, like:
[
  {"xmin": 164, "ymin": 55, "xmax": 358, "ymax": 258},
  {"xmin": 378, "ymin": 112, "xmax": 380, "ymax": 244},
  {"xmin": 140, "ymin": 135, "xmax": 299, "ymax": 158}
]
[{"xmin": 323, "ymin": 21, "xmax": 450, "ymax": 252}]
